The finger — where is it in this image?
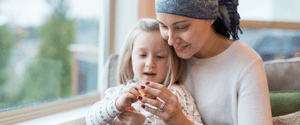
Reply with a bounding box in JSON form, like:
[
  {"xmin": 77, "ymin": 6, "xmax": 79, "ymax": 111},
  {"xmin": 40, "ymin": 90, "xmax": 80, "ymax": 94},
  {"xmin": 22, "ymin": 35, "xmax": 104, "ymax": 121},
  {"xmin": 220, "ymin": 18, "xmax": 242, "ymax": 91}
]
[
  {"xmin": 138, "ymin": 82, "xmax": 174, "ymax": 104},
  {"xmin": 125, "ymin": 105, "xmax": 132, "ymax": 111},
  {"xmin": 122, "ymin": 92, "xmax": 138, "ymax": 103},
  {"xmin": 117, "ymin": 115, "xmax": 127, "ymax": 123},
  {"xmin": 137, "ymin": 95, "xmax": 170, "ymax": 111},
  {"xmin": 120, "ymin": 110, "xmax": 132, "ymax": 116},
  {"xmin": 123, "ymin": 84, "xmax": 142, "ymax": 96},
  {"xmin": 125, "ymin": 105, "xmax": 137, "ymax": 112},
  {"xmin": 146, "ymin": 82, "xmax": 174, "ymax": 96},
  {"xmin": 119, "ymin": 110, "xmax": 138, "ymax": 117},
  {"xmin": 141, "ymin": 104, "xmax": 168, "ymax": 120},
  {"xmin": 130, "ymin": 106, "xmax": 137, "ymax": 111}
]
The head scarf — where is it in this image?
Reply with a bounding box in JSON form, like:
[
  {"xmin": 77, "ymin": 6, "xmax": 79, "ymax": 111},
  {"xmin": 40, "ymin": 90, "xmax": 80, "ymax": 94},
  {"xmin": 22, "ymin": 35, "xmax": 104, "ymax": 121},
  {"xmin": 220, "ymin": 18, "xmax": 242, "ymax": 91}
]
[{"xmin": 155, "ymin": 0, "xmax": 243, "ymax": 40}]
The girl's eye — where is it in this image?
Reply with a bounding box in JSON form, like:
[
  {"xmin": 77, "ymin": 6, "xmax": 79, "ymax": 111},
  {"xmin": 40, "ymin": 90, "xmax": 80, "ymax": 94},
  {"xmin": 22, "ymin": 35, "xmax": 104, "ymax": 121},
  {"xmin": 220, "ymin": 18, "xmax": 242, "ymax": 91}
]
[
  {"xmin": 139, "ymin": 54, "xmax": 146, "ymax": 57},
  {"xmin": 157, "ymin": 56, "xmax": 165, "ymax": 59}
]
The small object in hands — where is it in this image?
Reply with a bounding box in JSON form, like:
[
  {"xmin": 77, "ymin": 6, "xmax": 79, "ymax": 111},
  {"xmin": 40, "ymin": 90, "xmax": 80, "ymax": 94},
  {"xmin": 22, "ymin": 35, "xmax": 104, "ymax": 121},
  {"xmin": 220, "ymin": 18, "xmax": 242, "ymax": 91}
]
[
  {"xmin": 140, "ymin": 92, "xmax": 156, "ymax": 99},
  {"xmin": 159, "ymin": 102, "xmax": 165, "ymax": 111}
]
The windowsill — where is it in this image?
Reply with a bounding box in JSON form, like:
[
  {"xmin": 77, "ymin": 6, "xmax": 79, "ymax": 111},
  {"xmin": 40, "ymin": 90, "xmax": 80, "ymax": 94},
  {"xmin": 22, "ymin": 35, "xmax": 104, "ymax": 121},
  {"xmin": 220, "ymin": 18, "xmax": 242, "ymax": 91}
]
[
  {"xmin": 15, "ymin": 105, "xmax": 92, "ymax": 125},
  {"xmin": 0, "ymin": 93, "xmax": 100, "ymax": 124}
]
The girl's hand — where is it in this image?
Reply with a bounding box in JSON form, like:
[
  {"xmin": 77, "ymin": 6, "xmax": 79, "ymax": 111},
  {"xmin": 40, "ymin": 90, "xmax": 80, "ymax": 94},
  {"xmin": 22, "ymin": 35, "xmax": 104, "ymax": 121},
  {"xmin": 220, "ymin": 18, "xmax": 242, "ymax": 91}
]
[
  {"xmin": 137, "ymin": 82, "xmax": 194, "ymax": 125},
  {"xmin": 118, "ymin": 106, "xmax": 147, "ymax": 125},
  {"xmin": 115, "ymin": 82, "xmax": 141, "ymax": 112}
]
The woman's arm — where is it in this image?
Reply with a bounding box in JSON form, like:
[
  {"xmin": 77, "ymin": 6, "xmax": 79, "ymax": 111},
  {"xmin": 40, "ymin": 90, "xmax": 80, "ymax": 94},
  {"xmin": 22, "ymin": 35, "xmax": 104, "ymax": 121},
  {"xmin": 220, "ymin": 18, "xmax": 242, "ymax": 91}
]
[
  {"xmin": 238, "ymin": 59, "xmax": 273, "ymax": 124},
  {"xmin": 136, "ymin": 82, "xmax": 195, "ymax": 125}
]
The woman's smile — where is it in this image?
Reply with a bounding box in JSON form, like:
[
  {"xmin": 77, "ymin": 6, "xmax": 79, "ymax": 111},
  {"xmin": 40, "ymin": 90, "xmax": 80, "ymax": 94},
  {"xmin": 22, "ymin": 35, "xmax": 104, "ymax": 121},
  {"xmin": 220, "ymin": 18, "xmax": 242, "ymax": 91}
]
[{"xmin": 174, "ymin": 44, "xmax": 189, "ymax": 52}]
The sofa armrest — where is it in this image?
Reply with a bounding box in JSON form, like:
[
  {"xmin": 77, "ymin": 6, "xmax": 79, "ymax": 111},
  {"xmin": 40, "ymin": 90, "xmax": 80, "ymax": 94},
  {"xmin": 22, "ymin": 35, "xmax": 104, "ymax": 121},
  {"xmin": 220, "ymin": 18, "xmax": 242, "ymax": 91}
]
[{"xmin": 264, "ymin": 57, "xmax": 300, "ymax": 91}]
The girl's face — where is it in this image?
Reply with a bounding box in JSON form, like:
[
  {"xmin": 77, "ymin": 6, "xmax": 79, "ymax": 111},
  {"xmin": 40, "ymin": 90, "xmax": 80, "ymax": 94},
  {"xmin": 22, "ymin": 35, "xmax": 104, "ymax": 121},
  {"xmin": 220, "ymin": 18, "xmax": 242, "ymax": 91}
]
[
  {"xmin": 131, "ymin": 31, "xmax": 169, "ymax": 84},
  {"xmin": 156, "ymin": 13, "xmax": 213, "ymax": 59}
]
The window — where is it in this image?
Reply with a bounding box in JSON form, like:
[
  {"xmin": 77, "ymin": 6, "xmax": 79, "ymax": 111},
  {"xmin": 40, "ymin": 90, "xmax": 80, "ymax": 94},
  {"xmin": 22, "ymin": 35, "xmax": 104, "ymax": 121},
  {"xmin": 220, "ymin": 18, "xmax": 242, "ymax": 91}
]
[
  {"xmin": 238, "ymin": 0, "xmax": 300, "ymax": 61},
  {"xmin": 0, "ymin": 0, "xmax": 103, "ymax": 114}
]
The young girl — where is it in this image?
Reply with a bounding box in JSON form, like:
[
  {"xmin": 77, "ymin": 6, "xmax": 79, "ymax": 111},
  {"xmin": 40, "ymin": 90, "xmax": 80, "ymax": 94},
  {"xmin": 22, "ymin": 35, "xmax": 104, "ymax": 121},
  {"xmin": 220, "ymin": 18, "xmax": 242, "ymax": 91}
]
[{"xmin": 86, "ymin": 18, "xmax": 203, "ymax": 125}]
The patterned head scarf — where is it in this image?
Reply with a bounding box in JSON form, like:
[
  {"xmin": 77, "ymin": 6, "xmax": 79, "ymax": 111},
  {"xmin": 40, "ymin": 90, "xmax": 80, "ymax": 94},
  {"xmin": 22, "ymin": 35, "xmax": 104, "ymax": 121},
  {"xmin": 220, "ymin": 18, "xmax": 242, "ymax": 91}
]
[{"xmin": 155, "ymin": 0, "xmax": 242, "ymax": 40}]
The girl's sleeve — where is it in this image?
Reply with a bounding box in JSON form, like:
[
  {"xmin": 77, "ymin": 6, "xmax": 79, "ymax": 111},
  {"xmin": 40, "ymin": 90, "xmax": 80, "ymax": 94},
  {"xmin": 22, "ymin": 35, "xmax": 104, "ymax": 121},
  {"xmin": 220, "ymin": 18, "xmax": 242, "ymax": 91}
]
[
  {"xmin": 86, "ymin": 85, "xmax": 125, "ymax": 125},
  {"xmin": 139, "ymin": 85, "xmax": 204, "ymax": 125},
  {"xmin": 237, "ymin": 58, "xmax": 273, "ymax": 125},
  {"xmin": 173, "ymin": 85, "xmax": 204, "ymax": 125}
]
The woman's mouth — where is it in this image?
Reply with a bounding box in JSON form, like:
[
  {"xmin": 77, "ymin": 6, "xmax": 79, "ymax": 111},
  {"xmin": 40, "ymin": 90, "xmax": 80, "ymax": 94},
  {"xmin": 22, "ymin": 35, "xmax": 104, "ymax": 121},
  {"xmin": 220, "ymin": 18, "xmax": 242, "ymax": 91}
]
[{"xmin": 174, "ymin": 45, "xmax": 188, "ymax": 51}]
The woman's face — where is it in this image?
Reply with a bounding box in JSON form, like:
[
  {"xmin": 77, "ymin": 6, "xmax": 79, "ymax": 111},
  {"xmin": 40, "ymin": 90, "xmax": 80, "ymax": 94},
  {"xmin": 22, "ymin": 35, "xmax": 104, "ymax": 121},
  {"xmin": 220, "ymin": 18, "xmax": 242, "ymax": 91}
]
[
  {"xmin": 131, "ymin": 31, "xmax": 169, "ymax": 84},
  {"xmin": 156, "ymin": 13, "xmax": 213, "ymax": 59}
]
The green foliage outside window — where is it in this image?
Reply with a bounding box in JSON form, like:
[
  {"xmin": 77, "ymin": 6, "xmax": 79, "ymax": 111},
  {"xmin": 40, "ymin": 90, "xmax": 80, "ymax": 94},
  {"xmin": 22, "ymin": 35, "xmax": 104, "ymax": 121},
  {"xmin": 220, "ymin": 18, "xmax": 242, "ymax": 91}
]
[
  {"xmin": 0, "ymin": 25, "xmax": 15, "ymax": 108},
  {"xmin": 21, "ymin": 0, "xmax": 75, "ymax": 100},
  {"xmin": 0, "ymin": 0, "xmax": 76, "ymax": 110}
]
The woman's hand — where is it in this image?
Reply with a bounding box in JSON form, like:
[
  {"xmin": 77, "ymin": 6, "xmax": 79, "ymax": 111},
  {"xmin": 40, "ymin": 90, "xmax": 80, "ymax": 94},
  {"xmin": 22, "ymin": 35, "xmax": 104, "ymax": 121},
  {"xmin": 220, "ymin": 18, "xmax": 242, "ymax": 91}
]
[
  {"xmin": 137, "ymin": 82, "xmax": 194, "ymax": 125},
  {"xmin": 115, "ymin": 83, "xmax": 141, "ymax": 112},
  {"xmin": 117, "ymin": 106, "xmax": 147, "ymax": 125}
]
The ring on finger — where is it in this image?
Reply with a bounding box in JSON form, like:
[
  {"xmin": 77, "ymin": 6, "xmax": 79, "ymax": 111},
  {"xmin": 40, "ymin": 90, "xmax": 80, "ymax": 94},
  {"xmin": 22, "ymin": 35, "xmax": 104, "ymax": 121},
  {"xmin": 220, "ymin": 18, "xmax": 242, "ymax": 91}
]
[{"xmin": 159, "ymin": 102, "xmax": 165, "ymax": 111}]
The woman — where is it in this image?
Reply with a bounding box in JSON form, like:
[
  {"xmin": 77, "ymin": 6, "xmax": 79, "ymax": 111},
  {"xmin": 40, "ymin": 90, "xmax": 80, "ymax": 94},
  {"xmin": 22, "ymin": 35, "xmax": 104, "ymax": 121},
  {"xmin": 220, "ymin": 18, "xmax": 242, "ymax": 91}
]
[{"xmin": 136, "ymin": 0, "xmax": 273, "ymax": 124}]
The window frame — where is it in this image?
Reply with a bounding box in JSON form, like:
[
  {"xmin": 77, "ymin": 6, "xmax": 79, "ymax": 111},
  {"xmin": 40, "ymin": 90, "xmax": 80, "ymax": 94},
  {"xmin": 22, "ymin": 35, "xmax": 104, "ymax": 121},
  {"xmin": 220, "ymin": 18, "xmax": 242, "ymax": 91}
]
[{"xmin": 0, "ymin": 93, "xmax": 100, "ymax": 124}]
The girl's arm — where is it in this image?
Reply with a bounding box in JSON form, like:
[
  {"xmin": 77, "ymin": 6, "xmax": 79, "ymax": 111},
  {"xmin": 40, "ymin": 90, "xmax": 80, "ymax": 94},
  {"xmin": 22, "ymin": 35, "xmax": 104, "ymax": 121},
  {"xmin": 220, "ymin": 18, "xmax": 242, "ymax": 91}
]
[{"xmin": 86, "ymin": 85, "xmax": 125, "ymax": 125}]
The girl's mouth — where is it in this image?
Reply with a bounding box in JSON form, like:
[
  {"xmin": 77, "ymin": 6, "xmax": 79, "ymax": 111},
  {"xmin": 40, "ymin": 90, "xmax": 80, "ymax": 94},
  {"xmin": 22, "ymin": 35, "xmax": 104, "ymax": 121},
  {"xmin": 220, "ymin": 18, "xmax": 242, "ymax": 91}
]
[{"xmin": 144, "ymin": 73, "xmax": 157, "ymax": 78}]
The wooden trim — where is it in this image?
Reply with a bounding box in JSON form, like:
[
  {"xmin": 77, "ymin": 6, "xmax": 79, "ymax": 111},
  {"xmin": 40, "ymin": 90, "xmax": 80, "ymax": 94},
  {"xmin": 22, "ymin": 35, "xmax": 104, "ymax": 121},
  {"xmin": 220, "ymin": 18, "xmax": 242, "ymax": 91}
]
[
  {"xmin": 108, "ymin": 0, "xmax": 116, "ymax": 57},
  {"xmin": 137, "ymin": 0, "xmax": 300, "ymax": 30},
  {"xmin": 72, "ymin": 52, "xmax": 79, "ymax": 95},
  {"xmin": 240, "ymin": 20, "xmax": 300, "ymax": 30},
  {"xmin": 0, "ymin": 93, "xmax": 100, "ymax": 124},
  {"xmin": 138, "ymin": 0, "xmax": 156, "ymax": 19}
]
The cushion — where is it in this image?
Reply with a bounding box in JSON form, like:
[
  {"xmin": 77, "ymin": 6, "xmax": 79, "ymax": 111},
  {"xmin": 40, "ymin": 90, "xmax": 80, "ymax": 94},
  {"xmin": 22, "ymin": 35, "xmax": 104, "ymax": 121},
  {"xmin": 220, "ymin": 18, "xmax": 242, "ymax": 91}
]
[
  {"xmin": 264, "ymin": 57, "xmax": 300, "ymax": 91},
  {"xmin": 273, "ymin": 111, "xmax": 300, "ymax": 125},
  {"xmin": 270, "ymin": 91, "xmax": 300, "ymax": 117}
]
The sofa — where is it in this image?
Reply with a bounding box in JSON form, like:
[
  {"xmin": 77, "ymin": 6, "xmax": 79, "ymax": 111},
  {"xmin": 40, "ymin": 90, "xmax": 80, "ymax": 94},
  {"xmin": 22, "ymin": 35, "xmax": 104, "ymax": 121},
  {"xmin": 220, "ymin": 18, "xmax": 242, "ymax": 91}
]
[{"xmin": 100, "ymin": 54, "xmax": 300, "ymax": 125}]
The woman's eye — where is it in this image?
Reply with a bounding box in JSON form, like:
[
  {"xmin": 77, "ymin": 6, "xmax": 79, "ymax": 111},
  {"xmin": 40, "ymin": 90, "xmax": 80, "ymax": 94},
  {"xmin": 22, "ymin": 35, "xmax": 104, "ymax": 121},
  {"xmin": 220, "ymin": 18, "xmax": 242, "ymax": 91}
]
[
  {"xmin": 160, "ymin": 25, "xmax": 168, "ymax": 29},
  {"xmin": 178, "ymin": 27, "xmax": 186, "ymax": 30}
]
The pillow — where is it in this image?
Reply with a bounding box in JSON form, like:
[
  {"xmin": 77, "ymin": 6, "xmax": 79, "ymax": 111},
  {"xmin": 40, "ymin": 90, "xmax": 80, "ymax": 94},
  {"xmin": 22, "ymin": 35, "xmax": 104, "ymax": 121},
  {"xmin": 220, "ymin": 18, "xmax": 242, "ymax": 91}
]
[
  {"xmin": 272, "ymin": 111, "xmax": 300, "ymax": 125},
  {"xmin": 270, "ymin": 91, "xmax": 300, "ymax": 117}
]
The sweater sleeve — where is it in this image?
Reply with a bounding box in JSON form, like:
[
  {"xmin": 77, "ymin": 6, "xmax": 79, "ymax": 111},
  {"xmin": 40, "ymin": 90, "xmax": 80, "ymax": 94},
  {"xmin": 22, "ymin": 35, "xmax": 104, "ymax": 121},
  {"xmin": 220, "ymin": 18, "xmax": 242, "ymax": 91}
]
[
  {"xmin": 172, "ymin": 85, "xmax": 204, "ymax": 125},
  {"xmin": 86, "ymin": 85, "xmax": 125, "ymax": 125},
  {"xmin": 237, "ymin": 58, "xmax": 273, "ymax": 125}
]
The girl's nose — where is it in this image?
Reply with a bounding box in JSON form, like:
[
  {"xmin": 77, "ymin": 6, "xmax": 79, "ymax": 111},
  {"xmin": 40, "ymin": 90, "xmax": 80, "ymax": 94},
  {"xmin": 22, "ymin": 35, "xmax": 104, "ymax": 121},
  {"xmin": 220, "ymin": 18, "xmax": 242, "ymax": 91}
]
[{"xmin": 146, "ymin": 58, "xmax": 156, "ymax": 68}]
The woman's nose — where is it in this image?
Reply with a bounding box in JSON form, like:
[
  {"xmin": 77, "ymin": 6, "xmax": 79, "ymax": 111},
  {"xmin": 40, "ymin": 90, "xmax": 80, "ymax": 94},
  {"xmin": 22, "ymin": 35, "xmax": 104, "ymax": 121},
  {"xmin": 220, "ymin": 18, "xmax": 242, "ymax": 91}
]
[{"xmin": 167, "ymin": 30, "xmax": 177, "ymax": 46}]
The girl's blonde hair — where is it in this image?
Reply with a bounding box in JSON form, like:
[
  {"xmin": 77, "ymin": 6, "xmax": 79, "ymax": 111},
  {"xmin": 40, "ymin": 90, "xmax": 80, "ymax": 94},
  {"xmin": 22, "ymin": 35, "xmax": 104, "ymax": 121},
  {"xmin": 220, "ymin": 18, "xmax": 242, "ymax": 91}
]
[{"xmin": 117, "ymin": 18, "xmax": 186, "ymax": 88}]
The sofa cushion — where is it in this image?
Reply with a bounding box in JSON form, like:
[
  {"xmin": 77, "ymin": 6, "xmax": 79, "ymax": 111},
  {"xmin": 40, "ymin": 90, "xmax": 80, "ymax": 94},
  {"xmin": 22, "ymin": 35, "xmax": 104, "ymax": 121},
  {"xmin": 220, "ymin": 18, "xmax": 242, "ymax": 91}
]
[
  {"xmin": 270, "ymin": 91, "xmax": 300, "ymax": 117},
  {"xmin": 273, "ymin": 111, "xmax": 300, "ymax": 125},
  {"xmin": 264, "ymin": 57, "xmax": 300, "ymax": 91}
]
